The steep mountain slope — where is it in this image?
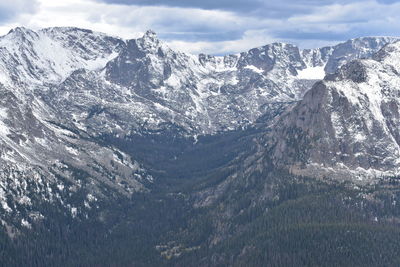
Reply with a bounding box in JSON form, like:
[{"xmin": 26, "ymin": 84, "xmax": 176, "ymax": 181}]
[
  {"xmin": 169, "ymin": 42, "xmax": 400, "ymax": 267},
  {"xmin": 0, "ymin": 81, "xmax": 152, "ymax": 230},
  {"xmin": 302, "ymin": 36, "xmax": 399, "ymax": 74},
  {"xmin": 0, "ymin": 28, "xmax": 151, "ymax": 231},
  {"xmin": 0, "ymin": 27, "xmax": 396, "ymax": 221},
  {"xmin": 0, "ymin": 26, "xmax": 400, "ymax": 266},
  {"xmin": 39, "ymin": 30, "xmax": 399, "ymax": 137},
  {"xmin": 0, "ymin": 27, "xmax": 123, "ymax": 88},
  {"xmin": 268, "ymin": 41, "xmax": 400, "ymax": 183}
]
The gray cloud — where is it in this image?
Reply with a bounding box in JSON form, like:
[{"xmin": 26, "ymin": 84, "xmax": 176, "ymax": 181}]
[
  {"xmin": 158, "ymin": 31, "xmax": 244, "ymax": 42},
  {"xmin": 95, "ymin": 0, "xmax": 264, "ymax": 13},
  {"xmin": 0, "ymin": 0, "xmax": 39, "ymax": 23},
  {"xmin": 88, "ymin": 5, "xmax": 260, "ymax": 43},
  {"xmin": 276, "ymin": 31, "xmax": 356, "ymax": 42},
  {"xmin": 95, "ymin": 0, "xmax": 359, "ymax": 18},
  {"xmin": 376, "ymin": 0, "xmax": 400, "ymax": 3},
  {"xmin": 91, "ymin": 0, "xmax": 400, "ymax": 46},
  {"xmin": 1, "ymin": 0, "xmax": 399, "ymax": 55}
]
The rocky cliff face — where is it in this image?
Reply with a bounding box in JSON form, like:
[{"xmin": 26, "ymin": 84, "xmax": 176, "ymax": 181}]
[
  {"xmin": 39, "ymin": 31, "xmax": 399, "ymax": 137},
  {"xmin": 0, "ymin": 26, "xmax": 398, "ymax": 228},
  {"xmin": 268, "ymin": 41, "xmax": 400, "ymax": 183},
  {"xmin": 0, "ymin": 27, "xmax": 150, "ymax": 228}
]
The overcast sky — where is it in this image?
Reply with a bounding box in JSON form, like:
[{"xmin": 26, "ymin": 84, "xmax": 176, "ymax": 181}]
[{"xmin": 0, "ymin": 0, "xmax": 399, "ymax": 54}]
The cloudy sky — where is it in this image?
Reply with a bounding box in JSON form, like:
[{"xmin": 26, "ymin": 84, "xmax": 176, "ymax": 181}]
[{"xmin": 0, "ymin": 0, "xmax": 399, "ymax": 54}]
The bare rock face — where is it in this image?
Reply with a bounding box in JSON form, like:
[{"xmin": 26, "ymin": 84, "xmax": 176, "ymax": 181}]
[
  {"xmin": 47, "ymin": 32, "xmax": 398, "ymax": 137},
  {"xmin": 323, "ymin": 37, "xmax": 399, "ymax": 74},
  {"xmin": 268, "ymin": 42, "xmax": 400, "ymax": 183},
  {"xmin": 0, "ymin": 26, "xmax": 398, "ymax": 227},
  {"xmin": 106, "ymin": 30, "xmax": 174, "ymax": 89}
]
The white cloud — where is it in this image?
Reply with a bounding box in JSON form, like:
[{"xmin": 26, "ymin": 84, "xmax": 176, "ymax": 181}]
[
  {"xmin": 167, "ymin": 30, "xmax": 276, "ymax": 55},
  {"xmin": 0, "ymin": 0, "xmax": 278, "ymax": 54},
  {"xmin": 0, "ymin": 0, "xmax": 141, "ymax": 39},
  {"xmin": 0, "ymin": 0, "xmax": 399, "ymax": 54},
  {"xmin": 0, "ymin": 0, "xmax": 39, "ymax": 18}
]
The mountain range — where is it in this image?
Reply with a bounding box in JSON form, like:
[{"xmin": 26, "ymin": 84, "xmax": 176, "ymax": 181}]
[{"xmin": 1, "ymin": 26, "xmax": 400, "ymax": 266}]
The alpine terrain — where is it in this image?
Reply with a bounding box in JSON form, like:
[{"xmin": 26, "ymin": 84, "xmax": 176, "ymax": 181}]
[{"xmin": 1, "ymin": 26, "xmax": 400, "ymax": 266}]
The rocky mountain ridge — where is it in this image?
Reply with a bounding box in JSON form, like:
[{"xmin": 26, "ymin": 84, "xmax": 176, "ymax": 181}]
[
  {"xmin": 0, "ymin": 26, "xmax": 399, "ymax": 230},
  {"xmin": 267, "ymin": 41, "xmax": 400, "ymax": 183}
]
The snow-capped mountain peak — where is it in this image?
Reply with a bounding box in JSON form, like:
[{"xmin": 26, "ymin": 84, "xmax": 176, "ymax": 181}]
[
  {"xmin": 0, "ymin": 26, "xmax": 399, "ymax": 228},
  {"xmin": 374, "ymin": 40, "xmax": 400, "ymax": 71},
  {"xmin": 268, "ymin": 41, "xmax": 400, "ymax": 183},
  {"xmin": 143, "ymin": 29, "xmax": 158, "ymax": 41},
  {"xmin": 0, "ymin": 27, "xmax": 123, "ymax": 88}
]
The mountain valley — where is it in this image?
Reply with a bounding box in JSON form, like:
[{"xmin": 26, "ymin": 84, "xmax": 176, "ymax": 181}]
[{"xmin": 1, "ymin": 27, "xmax": 400, "ymax": 266}]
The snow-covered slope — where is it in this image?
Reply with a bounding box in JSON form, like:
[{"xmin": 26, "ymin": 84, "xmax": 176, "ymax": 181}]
[
  {"xmin": 0, "ymin": 27, "xmax": 123, "ymax": 88},
  {"xmin": 0, "ymin": 26, "xmax": 398, "ymax": 228},
  {"xmin": 43, "ymin": 31, "xmax": 399, "ymax": 137},
  {"xmin": 0, "ymin": 28, "xmax": 151, "ymax": 230},
  {"xmin": 268, "ymin": 41, "xmax": 400, "ymax": 183},
  {"xmin": 0, "ymin": 28, "xmax": 395, "ymax": 137}
]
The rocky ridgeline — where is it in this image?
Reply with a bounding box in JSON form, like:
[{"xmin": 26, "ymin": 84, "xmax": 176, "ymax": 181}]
[{"xmin": 0, "ymin": 26, "xmax": 398, "ymax": 228}]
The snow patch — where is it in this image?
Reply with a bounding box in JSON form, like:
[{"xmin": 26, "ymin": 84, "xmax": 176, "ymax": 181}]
[
  {"xmin": 297, "ymin": 65, "xmax": 325, "ymax": 80},
  {"xmin": 0, "ymin": 107, "xmax": 7, "ymax": 118},
  {"xmin": 1, "ymin": 200, "xmax": 11, "ymax": 212},
  {"xmin": 0, "ymin": 120, "xmax": 10, "ymax": 136},
  {"xmin": 21, "ymin": 219, "xmax": 31, "ymax": 229},
  {"xmin": 65, "ymin": 146, "xmax": 79, "ymax": 156},
  {"xmin": 71, "ymin": 207, "xmax": 78, "ymax": 218},
  {"xmin": 244, "ymin": 65, "xmax": 264, "ymax": 74},
  {"xmin": 165, "ymin": 74, "xmax": 181, "ymax": 87}
]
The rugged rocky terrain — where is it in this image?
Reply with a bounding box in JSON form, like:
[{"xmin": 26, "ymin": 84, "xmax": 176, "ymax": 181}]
[
  {"xmin": 267, "ymin": 41, "xmax": 400, "ymax": 183},
  {"xmin": 1, "ymin": 26, "xmax": 400, "ymax": 266}
]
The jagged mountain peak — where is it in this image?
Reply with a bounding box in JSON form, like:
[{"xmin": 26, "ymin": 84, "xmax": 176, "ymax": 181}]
[
  {"xmin": 41, "ymin": 26, "xmax": 95, "ymax": 34},
  {"xmin": 0, "ymin": 26, "xmax": 124, "ymax": 88},
  {"xmin": 373, "ymin": 40, "xmax": 400, "ymax": 70},
  {"xmin": 346, "ymin": 36, "xmax": 399, "ymax": 46},
  {"xmin": 2, "ymin": 26, "xmax": 39, "ymax": 44},
  {"xmin": 237, "ymin": 41, "xmax": 303, "ymax": 72},
  {"xmin": 134, "ymin": 29, "xmax": 166, "ymax": 53},
  {"xmin": 1, "ymin": 25, "xmax": 400, "ymax": 239},
  {"xmin": 6, "ymin": 26, "xmax": 34, "ymax": 35},
  {"xmin": 267, "ymin": 42, "xmax": 400, "ymax": 183},
  {"xmin": 143, "ymin": 29, "xmax": 157, "ymax": 39}
]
